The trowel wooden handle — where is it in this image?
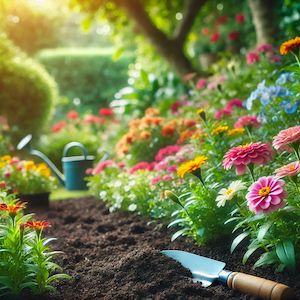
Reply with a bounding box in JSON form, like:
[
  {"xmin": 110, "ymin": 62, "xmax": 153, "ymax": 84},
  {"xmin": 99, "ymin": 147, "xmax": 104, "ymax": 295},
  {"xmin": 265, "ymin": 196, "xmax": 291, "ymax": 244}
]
[{"xmin": 227, "ymin": 272, "xmax": 295, "ymax": 300}]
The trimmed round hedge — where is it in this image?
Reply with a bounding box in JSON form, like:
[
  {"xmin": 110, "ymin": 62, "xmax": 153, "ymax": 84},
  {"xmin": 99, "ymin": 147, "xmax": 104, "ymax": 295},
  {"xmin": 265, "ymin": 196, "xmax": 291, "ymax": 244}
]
[{"xmin": 0, "ymin": 35, "xmax": 58, "ymax": 141}]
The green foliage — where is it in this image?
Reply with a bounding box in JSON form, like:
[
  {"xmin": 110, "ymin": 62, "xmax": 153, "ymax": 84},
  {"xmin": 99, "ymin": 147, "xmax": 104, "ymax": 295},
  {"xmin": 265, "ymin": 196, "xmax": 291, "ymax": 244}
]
[
  {"xmin": 36, "ymin": 48, "xmax": 136, "ymax": 115},
  {"xmin": 0, "ymin": 190, "xmax": 71, "ymax": 296},
  {"xmin": 0, "ymin": 35, "xmax": 58, "ymax": 142}
]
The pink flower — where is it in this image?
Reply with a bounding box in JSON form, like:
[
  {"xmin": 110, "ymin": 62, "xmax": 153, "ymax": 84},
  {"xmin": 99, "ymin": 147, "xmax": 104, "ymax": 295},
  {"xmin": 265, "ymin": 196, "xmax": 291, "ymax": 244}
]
[
  {"xmin": 162, "ymin": 174, "xmax": 173, "ymax": 181},
  {"xmin": 170, "ymin": 102, "xmax": 180, "ymax": 115},
  {"xmin": 222, "ymin": 142, "xmax": 274, "ymax": 175},
  {"xmin": 52, "ymin": 121, "xmax": 67, "ymax": 133},
  {"xmin": 235, "ymin": 14, "xmax": 245, "ymax": 23},
  {"xmin": 228, "ymin": 31, "xmax": 240, "ymax": 41},
  {"xmin": 99, "ymin": 108, "xmax": 113, "ymax": 116},
  {"xmin": 154, "ymin": 161, "xmax": 168, "ymax": 171},
  {"xmin": 166, "ymin": 166, "xmax": 178, "ymax": 173},
  {"xmin": 150, "ymin": 175, "xmax": 162, "ymax": 186},
  {"xmin": 86, "ymin": 168, "xmax": 93, "ymax": 175},
  {"xmin": 246, "ymin": 52, "xmax": 259, "ymax": 65},
  {"xmin": 210, "ymin": 32, "xmax": 220, "ymax": 43},
  {"xmin": 215, "ymin": 108, "xmax": 232, "ymax": 120},
  {"xmin": 129, "ymin": 162, "xmax": 150, "ymax": 174},
  {"xmin": 117, "ymin": 162, "xmax": 126, "ymax": 169},
  {"xmin": 83, "ymin": 115, "xmax": 97, "ymax": 124},
  {"xmin": 67, "ymin": 110, "xmax": 78, "ymax": 120},
  {"xmin": 256, "ymin": 44, "xmax": 273, "ymax": 53},
  {"xmin": 226, "ymin": 99, "xmax": 244, "ymax": 109},
  {"xmin": 274, "ymin": 161, "xmax": 300, "ymax": 179},
  {"xmin": 8, "ymin": 157, "xmax": 20, "ymax": 165},
  {"xmin": 147, "ymin": 162, "xmax": 157, "ymax": 171},
  {"xmin": 4, "ymin": 171, "xmax": 11, "ymax": 178},
  {"xmin": 272, "ymin": 126, "xmax": 300, "ymax": 151},
  {"xmin": 92, "ymin": 160, "xmax": 114, "ymax": 175},
  {"xmin": 155, "ymin": 145, "xmax": 181, "ymax": 162},
  {"xmin": 196, "ymin": 78, "xmax": 207, "ymax": 89},
  {"xmin": 270, "ymin": 54, "xmax": 281, "ymax": 64},
  {"xmin": 234, "ymin": 115, "xmax": 262, "ymax": 129},
  {"xmin": 246, "ymin": 176, "xmax": 288, "ymax": 215},
  {"xmin": 184, "ymin": 73, "xmax": 197, "ymax": 81},
  {"xmin": 207, "ymin": 82, "xmax": 218, "ymax": 90}
]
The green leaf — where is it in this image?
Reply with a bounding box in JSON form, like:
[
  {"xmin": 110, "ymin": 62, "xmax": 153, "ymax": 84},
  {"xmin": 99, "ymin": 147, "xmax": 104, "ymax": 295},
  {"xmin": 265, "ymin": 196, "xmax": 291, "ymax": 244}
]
[
  {"xmin": 140, "ymin": 69, "xmax": 150, "ymax": 86},
  {"xmin": 257, "ymin": 222, "xmax": 272, "ymax": 241},
  {"xmin": 242, "ymin": 242, "xmax": 261, "ymax": 264},
  {"xmin": 171, "ymin": 227, "xmax": 190, "ymax": 242},
  {"xmin": 167, "ymin": 218, "xmax": 187, "ymax": 228},
  {"xmin": 197, "ymin": 227, "xmax": 205, "ymax": 238},
  {"xmin": 253, "ymin": 250, "xmax": 279, "ymax": 269},
  {"xmin": 112, "ymin": 48, "xmax": 124, "ymax": 61},
  {"xmin": 224, "ymin": 216, "xmax": 243, "ymax": 225},
  {"xmin": 276, "ymin": 240, "xmax": 296, "ymax": 271},
  {"xmin": 290, "ymin": 85, "xmax": 300, "ymax": 93},
  {"xmin": 231, "ymin": 231, "xmax": 250, "ymax": 253}
]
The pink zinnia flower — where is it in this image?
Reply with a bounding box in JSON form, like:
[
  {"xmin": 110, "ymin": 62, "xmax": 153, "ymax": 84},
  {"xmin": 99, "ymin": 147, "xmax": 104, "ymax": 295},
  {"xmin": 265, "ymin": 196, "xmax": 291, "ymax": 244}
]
[
  {"xmin": 184, "ymin": 73, "xmax": 197, "ymax": 81},
  {"xmin": 226, "ymin": 99, "xmax": 244, "ymax": 109},
  {"xmin": 274, "ymin": 161, "xmax": 300, "ymax": 179},
  {"xmin": 270, "ymin": 54, "xmax": 281, "ymax": 64},
  {"xmin": 117, "ymin": 162, "xmax": 126, "ymax": 169},
  {"xmin": 272, "ymin": 126, "xmax": 300, "ymax": 151},
  {"xmin": 210, "ymin": 32, "xmax": 220, "ymax": 43},
  {"xmin": 234, "ymin": 115, "xmax": 262, "ymax": 129},
  {"xmin": 67, "ymin": 110, "xmax": 79, "ymax": 120},
  {"xmin": 99, "ymin": 108, "xmax": 113, "ymax": 116},
  {"xmin": 155, "ymin": 145, "xmax": 181, "ymax": 162},
  {"xmin": 150, "ymin": 175, "xmax": 162, "ymax": 186},
  {"xmin": 162, "ymin": 174, "xmax": 173, "ymax": 181},
  {"xmin": 235, "ymin": 14, "xmax": 245, "ymax": 23},
  {"xmin": 154, "ymin": 161, "xmax": 168, "ymax": 171},
  {"xmin": 166, "ymin": 166, "xmax": 178, "ymax": 173},
  {"xmin": 256, "ymin": 44, "xmax": 273, "ymax": 53},
  {"xmin": 147, "ymin": 162, "xmax": 157, "ymax": 171},
  {"xmin": 215, "ymin": 108, "xmax": 232, "ymax": 120},
  {"xmin": 8, "ymin": 157, "xmax": 20, "ymax": 165},
  {"xmin": 196, "ymin": 78, "xmax": 206, "ymax": 89},
  {"xmin": 246, "ymin": 52, "xmax": 259, "ymax": 65},
  {"xmin": 222, "ymin": 142, "xmax": 274, "ymax": 175},
  {"xmin": 246, "ymin": 176, "xmax": 288, "ymax": 215},
  {"xmin": 92, "ymin": 160, "xmax": 114, "ymax": 175},
  {"xmin": 86, "ymin": 168, "xmax": 93, "ymax": 175},
  {"xmin": 129, "ymin": 162, "xmax": 150, "ymax": 174}
]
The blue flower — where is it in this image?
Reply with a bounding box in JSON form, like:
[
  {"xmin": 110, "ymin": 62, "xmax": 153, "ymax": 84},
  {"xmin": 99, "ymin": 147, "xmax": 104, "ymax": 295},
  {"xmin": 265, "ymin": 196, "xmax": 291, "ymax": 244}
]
[
  {"xmin": 284, "ymin": 102, "xmax": 297, "ymax": 114},
  {"xmin": 260, "ymin": 92, "xmax": 271, "ymax": 106},
  {"xmin": 275, "ymin": 72, "xmax": 295, "ymax": 85}
]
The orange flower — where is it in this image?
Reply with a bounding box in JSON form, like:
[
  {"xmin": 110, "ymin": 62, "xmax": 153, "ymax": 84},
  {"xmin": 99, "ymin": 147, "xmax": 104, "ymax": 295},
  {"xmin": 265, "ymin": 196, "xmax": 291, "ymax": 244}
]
[
  {"xmin": 152, "ymin": 117, "xmax": 164, "ymax": 126},
  {"xmin": 177, "ymin": 130, "xmax": 196, "ymax": 144},
  {"xmin": 0, "ymin": 201, "xmax": 27, "ymax": 218},
  {"xmin": 25, "ymin": 220, "xmax": 51, "ymax": 231},
  {"xmin": 145, "ymin": 108, "xmax": 160, "ymax": 116},
  {"xmin": 128, "ymin": 119, "xmax": 141, "ymax": 129},
  {"xmin": 161, "ymin": 122, "xmax": 176, "ymax": 137},
  {"xmin": 140, "ymin": 131, "xmax": 151, "ymax": 139},
  {"xmin": 280, "ymin": 37, "xmax": 300, "ymax": 55},
  {"xmin": 124, "ymin": 132, "xmax": 135, "ymax": 144}
]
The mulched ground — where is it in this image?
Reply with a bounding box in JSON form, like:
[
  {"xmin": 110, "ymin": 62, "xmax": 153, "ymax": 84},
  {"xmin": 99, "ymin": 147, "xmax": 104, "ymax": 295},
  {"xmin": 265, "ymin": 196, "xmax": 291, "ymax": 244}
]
[{"xmin": 4, "ymin": 196, "xmax": 300, "ymax": 300}]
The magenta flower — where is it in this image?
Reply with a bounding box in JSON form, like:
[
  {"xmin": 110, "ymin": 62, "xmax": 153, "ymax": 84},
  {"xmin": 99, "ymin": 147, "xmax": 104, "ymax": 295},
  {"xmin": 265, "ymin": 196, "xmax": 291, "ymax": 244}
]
[
  {"xmin": 246, "ymin": 176, "xmax": 288, "ymax": 215},
  {"xmin": 92, "ymin": 160, "xmax": 114, "ymax": 175},
  {"xmin": 256, "ymin": 44, "xmax": 273, "ymax": 53},
  {"xmin": 196, "ymin": 78, "xmax": 207, "ymax": 89},
  {"xmin": 210, "ymin": 32, "xmax": 220, "ymax": 43},
  {"xmin": 235, "ymin": 14, "xmax": 244, "ymax": 23},
  {"xmin": 222, "ymin": 142, "xmax": 274, "ymax": 175},
  {"xmin": 226, "ymin": 99, "xmax": 244, "ymax": 109},
  {"xmin": 150, "ymin": 175, "xmax": 162, "ymax": 186},
  {"xmin": 154, "ymin": 161, "xmax": 168, "ymax": 171},
  {"xmin": 117, "ymin": 162, "xmax": 126, "ymax": 169},
  {"xmin": 166, "ymin": 166, "xmax": 178, "ymax": 173},
  {"xmin": 147, "ymin": 162, "xmax": 157, "ymax": 171},
  {"xmin": 215, "ymin": 108, "xmax": 232, "ymax": 120},
  {"xmin": 155, "ymin": 145, "xmax": 181, "ymax": 162},
  {"xmin": 270, "ymin": 54, "xmax": 281, "ymax": 64},
  {"xmin": 272, "ymin": 126, "xmax": 300, "ymax": 151},
  {"xmin": 129, "ymin": 162, "xmax": 150, "ymax": 175},
  {"xmin": 246, "ymin": 52, "xmax": 259, "ymax": 65},
  {"xmin": 274, "ymin": 161, "xmax": 300, "ymax": 179},
  {"xmin": 234, "ymin": 115, "xmax": 262, "ymax": 129},
  {"xmin": 162, "ymin": 174, "xmax": 173, "ymax": 181}
]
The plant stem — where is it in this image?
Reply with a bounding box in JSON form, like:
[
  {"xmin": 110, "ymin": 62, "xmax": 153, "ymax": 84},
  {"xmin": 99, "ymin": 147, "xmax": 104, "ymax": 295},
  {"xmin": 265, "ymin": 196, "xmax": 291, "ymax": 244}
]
[{"xmin": 247, "ymin": 163, "xmax": 255, "ymax": 182}]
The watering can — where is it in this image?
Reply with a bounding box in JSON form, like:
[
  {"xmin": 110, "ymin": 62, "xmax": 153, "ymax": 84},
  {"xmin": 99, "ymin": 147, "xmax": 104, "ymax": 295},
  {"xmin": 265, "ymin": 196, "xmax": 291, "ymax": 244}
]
[{"xmin": 17, "ymin": 134, "xmax": 108, "ymax": 191}]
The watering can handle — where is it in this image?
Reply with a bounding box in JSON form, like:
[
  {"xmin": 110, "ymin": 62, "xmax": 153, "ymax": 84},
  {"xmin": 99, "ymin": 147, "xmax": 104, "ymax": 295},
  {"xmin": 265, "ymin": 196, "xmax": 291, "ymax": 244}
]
[{"xmin": 63, "ymin": 142, "xmax": 88, "ymax": 159}]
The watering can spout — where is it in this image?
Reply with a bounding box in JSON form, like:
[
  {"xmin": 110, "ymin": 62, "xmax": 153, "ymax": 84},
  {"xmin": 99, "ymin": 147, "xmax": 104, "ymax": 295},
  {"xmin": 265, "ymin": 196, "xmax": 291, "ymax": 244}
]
[{"xmin": 30, "ymin": 149, "xmax": 66, "ymax": 186}]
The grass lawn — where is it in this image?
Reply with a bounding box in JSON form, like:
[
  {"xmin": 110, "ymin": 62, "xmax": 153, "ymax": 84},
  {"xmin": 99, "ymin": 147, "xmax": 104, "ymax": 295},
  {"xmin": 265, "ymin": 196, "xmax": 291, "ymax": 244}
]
[{"xmin": 50, "ymin": 187, "xmax": 91, "ymax": 201}]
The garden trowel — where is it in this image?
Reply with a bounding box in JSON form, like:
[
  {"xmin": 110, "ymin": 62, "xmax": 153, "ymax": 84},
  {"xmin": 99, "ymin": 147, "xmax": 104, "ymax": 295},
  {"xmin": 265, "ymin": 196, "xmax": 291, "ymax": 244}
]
[{"xmin": 162, "ymin": 250, "xmax": 295, "ymax": 300}]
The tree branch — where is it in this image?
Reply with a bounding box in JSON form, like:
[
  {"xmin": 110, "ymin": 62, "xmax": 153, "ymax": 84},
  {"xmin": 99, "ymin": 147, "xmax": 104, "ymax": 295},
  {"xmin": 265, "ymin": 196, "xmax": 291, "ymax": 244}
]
[{"xmin": 172, "ymin": 0, "xmax": 206, "ymax": 47}]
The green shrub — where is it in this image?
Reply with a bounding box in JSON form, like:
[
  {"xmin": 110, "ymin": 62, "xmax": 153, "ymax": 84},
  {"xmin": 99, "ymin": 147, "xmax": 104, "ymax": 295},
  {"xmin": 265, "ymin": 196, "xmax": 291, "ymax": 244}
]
[
  {"xmin": 36, "ymin": 48, "xmax": 136, "ymax": 114},
  {"xmin": 0, "ymin": 35, "xmax": 58, "ymax": 142}
]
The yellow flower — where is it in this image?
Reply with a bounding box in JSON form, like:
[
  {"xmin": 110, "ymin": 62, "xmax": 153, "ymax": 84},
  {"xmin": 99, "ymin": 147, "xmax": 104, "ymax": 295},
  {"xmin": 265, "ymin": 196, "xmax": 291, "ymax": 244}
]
[
  {"xmin": 197, "ymin": 108, "xmax": 204, "ymax": 114},
  {"xmin": 1, "ymin": 155, "xmax": 11, "ymax": 162},
  {"xmin": 0, "ymin": 162, "xmax": 6, "ymax": 168},
  {"xmin": 37, "ymin": 164, "xmax": 51, "ymax": 178},
  {"xmin": 227, "ymin": 128, "xmax": 245, "ymax": 135},
  {"xmin": 212, "ymin": 126, "xmax": 228, "ymax": 135},
  {"xmin": 177, "ymin": 156, "xmax": 208, "ymax": 178},
  {"xmin": 24, "ymin": 161, "xmax": 36, "ymax": 171},
  {"xmin": 280, "ymin": 37, "xmax": 300, "ymax": 55}
]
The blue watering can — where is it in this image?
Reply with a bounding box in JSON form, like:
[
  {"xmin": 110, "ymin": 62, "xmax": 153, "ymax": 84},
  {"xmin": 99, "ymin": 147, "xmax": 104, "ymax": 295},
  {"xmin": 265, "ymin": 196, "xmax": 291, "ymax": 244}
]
[{"xmin": 17, "ymin": 134, "xmax": 108, "ymax": 191}]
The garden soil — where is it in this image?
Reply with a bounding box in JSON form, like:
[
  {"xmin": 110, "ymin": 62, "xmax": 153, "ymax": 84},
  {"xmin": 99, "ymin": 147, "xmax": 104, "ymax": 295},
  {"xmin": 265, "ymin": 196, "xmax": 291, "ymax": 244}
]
[{"xmin": 4, "ymin": 196, "xmax": 300, "ymax": 300}]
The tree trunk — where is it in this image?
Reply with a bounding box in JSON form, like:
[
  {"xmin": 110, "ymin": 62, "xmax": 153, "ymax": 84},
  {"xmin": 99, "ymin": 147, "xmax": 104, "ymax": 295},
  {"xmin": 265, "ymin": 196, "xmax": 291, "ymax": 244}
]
[
  {"xmin": 114, "ymin": 0, "xmax": 206, "ymax": 80},
  {"xmin": 247, "ymin": 0, "xmax": 279, "ymax": 46}
]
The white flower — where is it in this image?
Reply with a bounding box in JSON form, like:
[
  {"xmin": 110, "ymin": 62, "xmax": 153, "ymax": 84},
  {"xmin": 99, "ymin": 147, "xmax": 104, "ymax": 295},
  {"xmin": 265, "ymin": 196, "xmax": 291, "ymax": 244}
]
[{"xmin": 216, "ymin": 180, "xmax": 247, "ymax": 207}]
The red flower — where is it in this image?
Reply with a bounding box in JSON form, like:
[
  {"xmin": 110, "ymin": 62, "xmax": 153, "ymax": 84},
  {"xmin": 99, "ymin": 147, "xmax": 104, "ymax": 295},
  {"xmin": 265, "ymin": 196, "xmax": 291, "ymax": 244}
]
[
  {"xmin": 67, "ymin": 110, "xmax": 79, "ymax": 120},
  {"xmin": 235, "ymin": 14, "xmax": 245, "ymax": 23},
  {"xmin": 226, "ymin": 99, "xmax": 244, "ymax": 109},
  {"xmin": 25, "ymin": 220, "xmax": 51, "ymax": 231},
  {"xmin": 202, "ymin": 28, "xmax": 209, "ymax": 35},
  {"xmin": 228, "ymin": 31, "xmax": 240, "ymax": 41},
  {"xmin": 210, "ymin": 32, "xmax": 220, "ymax": 43},
  {"xmin": 52, "ymin": 121, "xmax": 67, "ymax": 133},
  {"xmin": 99, "ymin": 108, "xmax": 114, "ymax": 116},
  {"xmin": 0, "ymin": 181, "xmax": 7, "ymax": 189},
  {"xmin": 215, "ymin": 108, "xmax": 232, "ymax": 120},
  {"xmin": 217, "ymin": 16, "xmax": 228, "ymax": 24},
  {"xmin": 0, "ymin": 201, "xmax": 27, "ymax": 218}
]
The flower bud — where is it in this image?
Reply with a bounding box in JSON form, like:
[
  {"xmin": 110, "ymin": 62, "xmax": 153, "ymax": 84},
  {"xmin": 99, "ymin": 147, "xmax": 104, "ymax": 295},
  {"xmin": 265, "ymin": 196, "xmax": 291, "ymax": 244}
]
[{"xmin": 165, "ymin": 190, "xmax": 183, "ymax": 208}]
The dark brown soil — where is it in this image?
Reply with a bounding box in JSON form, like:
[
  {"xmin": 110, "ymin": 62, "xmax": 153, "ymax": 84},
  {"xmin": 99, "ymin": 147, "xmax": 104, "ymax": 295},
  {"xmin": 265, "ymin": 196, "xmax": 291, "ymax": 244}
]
[{"xmin": 4, "ymin": 196, "xmax": 300, "ymax": 300}]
